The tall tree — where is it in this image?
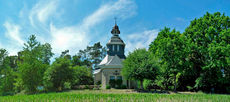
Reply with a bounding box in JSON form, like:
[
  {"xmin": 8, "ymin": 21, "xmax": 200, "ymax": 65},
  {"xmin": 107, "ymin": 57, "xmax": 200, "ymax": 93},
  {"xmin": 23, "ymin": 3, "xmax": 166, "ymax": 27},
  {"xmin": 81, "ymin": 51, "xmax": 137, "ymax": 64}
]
[
  {"xmin": 40, "ymin": 43, "xmax": 54, "ymax": 64},
  {"xmin": 71, "ymin": 55, "xmax": 91, "ymax": 67},
  {"xmin": 76, "ymin": 42, "xmax": 106, "ymax": 69},
  {"xmin": 43, "ymin": 50, "xmax": 73, "ymax": 91},
  {"xmin": 0, "ymin": 49, "xmax": 8, "ymax": 66},
  {"xmin": 16, "ymin": 35, "xmax": 53, "ymax": 93},
  {"xmin": 0, "ymin": 56, "xmax": 15, "ymax": 95},
  {"xmin": 122, "ymin": 49, "xmax": 159, "ymax": 89},
  {"xmin": 184, "ymin": 12, "xmax": 230, "ymax": 93},
  {"xmin": 149, "ymin": 28, "xmax": 187, "ymax": 91},
  {"xmin": 0, "ymin": 49, "xmax": 16, "ymax": 95}
]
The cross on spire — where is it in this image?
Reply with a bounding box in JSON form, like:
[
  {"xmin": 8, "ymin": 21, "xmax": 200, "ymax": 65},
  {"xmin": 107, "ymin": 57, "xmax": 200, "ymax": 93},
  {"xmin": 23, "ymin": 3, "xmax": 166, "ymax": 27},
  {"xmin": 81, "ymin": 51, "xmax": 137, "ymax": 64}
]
[
  {"xmin": 114, "ymin": 17, "xmax": 117, "ymax": 25},
  {"xmin": 111, "ymin": 17, "xmax": 120, "ymax": 35}
]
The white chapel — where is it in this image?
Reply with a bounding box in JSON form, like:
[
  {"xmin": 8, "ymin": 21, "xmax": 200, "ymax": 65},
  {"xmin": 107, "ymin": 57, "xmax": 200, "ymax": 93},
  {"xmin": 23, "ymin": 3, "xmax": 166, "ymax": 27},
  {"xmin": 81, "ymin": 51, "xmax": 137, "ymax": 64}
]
[{"xmin": 94, "ymin": 22, "xmax": 136, "ymax": 89}]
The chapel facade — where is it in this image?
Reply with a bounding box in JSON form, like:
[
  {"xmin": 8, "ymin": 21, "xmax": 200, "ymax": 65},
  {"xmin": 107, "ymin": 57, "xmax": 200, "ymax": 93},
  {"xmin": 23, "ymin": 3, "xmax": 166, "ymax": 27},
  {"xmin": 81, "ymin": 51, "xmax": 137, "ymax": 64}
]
[{"xmin": 94, "ymin": 22, "xmax": 136, "ymax": 89}]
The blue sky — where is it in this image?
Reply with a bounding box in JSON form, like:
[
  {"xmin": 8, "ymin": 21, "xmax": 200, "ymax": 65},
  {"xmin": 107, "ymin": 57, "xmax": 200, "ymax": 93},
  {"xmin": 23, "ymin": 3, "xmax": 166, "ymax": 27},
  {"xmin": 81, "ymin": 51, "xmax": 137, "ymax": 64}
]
[{"xmin": 0, "ymin": 0, "xmax": 229, "ymax": 56}]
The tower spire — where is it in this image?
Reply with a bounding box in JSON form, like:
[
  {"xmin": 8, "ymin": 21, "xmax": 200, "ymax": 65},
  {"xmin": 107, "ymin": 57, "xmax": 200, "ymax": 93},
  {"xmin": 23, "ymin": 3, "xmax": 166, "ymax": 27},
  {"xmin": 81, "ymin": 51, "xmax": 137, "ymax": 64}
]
[
  {"xmin": 111, "ymin": 17, "xmax": 120, "ymax": 35},
  {"xmin": 114, "ymin": 17, "xmax": 117, "ymax": 25}
]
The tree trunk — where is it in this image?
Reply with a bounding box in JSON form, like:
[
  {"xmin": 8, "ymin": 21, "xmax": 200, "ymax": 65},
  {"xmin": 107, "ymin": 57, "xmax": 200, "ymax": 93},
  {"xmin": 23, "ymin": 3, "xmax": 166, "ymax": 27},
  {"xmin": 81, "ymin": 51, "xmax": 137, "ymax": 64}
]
[{"xmin": 174, "ymin": 74, "xmax": 177, "ymax": 92}]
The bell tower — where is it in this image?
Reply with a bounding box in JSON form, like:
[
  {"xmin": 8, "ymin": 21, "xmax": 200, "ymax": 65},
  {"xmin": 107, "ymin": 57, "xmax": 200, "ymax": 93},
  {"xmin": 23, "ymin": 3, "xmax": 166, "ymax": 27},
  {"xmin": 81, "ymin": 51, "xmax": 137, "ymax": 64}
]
[
  {"xmin": 94, "ymin": 19, "xmax": 135, "ymax": 89},
  {"xmin": 106, "ymin": 19, "xmax": 125, "ymax": 59}
]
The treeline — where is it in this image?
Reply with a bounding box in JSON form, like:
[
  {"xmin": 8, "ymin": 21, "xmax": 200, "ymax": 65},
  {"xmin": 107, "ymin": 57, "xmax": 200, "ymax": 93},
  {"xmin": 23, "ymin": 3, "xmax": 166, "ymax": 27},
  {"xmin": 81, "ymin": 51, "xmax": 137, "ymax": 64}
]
[
  {"xmin": 0, "ymin": 35, "xmax": 106, "ymax": 95},
  {"xmin": 122, "ymin": 12, "xmax": 230, "ymax": 93}
]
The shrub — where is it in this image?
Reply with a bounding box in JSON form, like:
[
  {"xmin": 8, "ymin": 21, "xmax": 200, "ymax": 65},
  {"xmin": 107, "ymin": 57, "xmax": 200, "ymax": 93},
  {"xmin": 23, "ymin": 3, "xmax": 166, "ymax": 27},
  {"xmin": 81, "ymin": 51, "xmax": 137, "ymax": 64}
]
[
  {"xmin": 109, "ymin": 79, "xmax": 123, "ymax": 88},
  {"xmin": 143, "ymin": 79, "xmax": 155, "ymax": 90},
  {"xmin": 0, "ymin": 91, "xmax": 14, "ymax": 96},
  {"xmin": 106, "ymin": 85, "xmax": 111, "ymax": 89},
  {"xmin": 109, "ymin": 79, "xmax": 116, "ymax": 88},
  {"xmin": 121, "ymin": 85, "xmax": 127, "ymax": 89},
  {"xmin": 226, "ymin": 87, "xmax": 230, "ymax": 94},
  {"xmin": 116, "ymin": 79, "xmax": 122, "ymax": 88},
  {"xmin": 43, "ymin": 57, "xmax": 72, "ymax": 92},
  {"xmin": 64, "ymin": 82, "xmax": 71, "ymax": 90},
  {"xmin": 84, "ymin": 85, "xmax": 89, "ymax": 89},
  {"xmin": 96, "ymin": 81, "xmax": 101, "ymax": 85},
  {"xmin": 71, "ymin": 66, "xmax": 93, "ymax": 88},
  {"xmin": 186, "ymin": 86, "xmax": 193, "ymax": 91}
]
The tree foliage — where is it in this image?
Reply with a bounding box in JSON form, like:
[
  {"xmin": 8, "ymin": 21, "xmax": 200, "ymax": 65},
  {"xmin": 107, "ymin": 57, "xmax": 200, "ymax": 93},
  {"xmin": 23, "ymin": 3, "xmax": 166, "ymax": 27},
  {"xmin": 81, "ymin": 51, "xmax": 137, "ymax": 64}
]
[
  {"xmin": 149, "ymin": 28, "xmax": 187, "ymax": 91},
  {"xmin": 148, "ymin": 12, "xmax": 230, "ymax": 93},
  {"xmin": 16, "ymin": 35, "xmax": 53, "ymax": 93},
  {"xmin": 76, "ymin": 42, "xmax": 106, "ymax": 69},
  {"xmin": 0, "ymin": 35, "xmax": 104, "ymax": 94},
  {"xmin": 122, "ymin": 49, "xmax": 159, "ymax": 89},
  {"xmin": 71, "ymin": 66, "xmax": 93, "ymax": 86},
  {"xmin": 183, "ymin": 12, "xmax": 230, "ymax": 93},
  {"xmin": 43, "ymin": 55, "xmax": 73, "ymax": 92},
  {"xmin": 0, "ymin": 49, "xmax": 8, "ymax": 66},
  {"xmin": 0, "ymin": 12, "xmax": 229, "ymax": 95},
  {"xmin": 0, "ymin": 50, "xmax": 16, "ymax": 95}
]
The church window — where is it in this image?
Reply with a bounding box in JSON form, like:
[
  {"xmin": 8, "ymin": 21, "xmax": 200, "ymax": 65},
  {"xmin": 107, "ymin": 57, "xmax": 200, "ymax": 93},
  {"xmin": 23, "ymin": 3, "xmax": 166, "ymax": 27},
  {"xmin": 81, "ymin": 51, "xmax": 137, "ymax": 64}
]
[{"xmin": 110, "ymin": 76, "xmax": 115, "ymax": 80}]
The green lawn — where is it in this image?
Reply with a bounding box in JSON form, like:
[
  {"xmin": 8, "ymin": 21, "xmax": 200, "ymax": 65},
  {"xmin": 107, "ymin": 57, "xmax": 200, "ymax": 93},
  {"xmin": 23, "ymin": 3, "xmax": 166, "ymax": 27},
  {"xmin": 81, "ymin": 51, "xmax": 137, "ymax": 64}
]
[{"xmin": 0, "ymin": 89, "xmax": 229, "ymax": 102}]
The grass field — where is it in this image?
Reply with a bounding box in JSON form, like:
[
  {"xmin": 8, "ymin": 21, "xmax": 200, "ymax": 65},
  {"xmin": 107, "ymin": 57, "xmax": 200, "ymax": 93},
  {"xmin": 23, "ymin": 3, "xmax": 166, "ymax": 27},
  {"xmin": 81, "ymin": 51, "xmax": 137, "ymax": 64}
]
[{"xmin": 0, "ymin": 89, "xmax": 229, "ymax": 102}]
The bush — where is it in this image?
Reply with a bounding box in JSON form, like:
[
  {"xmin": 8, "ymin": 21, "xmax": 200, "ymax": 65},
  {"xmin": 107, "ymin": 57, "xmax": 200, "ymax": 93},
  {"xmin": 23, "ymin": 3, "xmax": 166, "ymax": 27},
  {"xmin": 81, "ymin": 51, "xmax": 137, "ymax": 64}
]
[
  {"xmin": 226, "ymin": 87, "xmax": 230, "ymax": 94},
  {"xmin": 121, "ymin": 85, "xmax": 127, "ymax": 89},
  {"xmin": 0, "ymin": 91, "xmax": 14, "ymax": 96},
  {"xmin": 116, "ymin": 79, "xmax": 122, "ymax": 87},
  {"xmin": 186, "ymin": 86, "xmax": 193, "ymax": 91},
  {"xmin": 106, "ymin": 85, "xmax": 111, "ymax": 89},
  {"xmin": 109, "ymin": 79, "xmax": 116, "ymax": 88},
  {"xmin": 71, "ymin": 66, "xmax": 93, "ymax": 86},
  {"xmin": 96, "ymin": 81, "xmax": 101, "ymax": 85},
  {"xmin": 84, "ymin": 85, "xmax": 89, "ymax": 89},
  {"xmin": 143, "ymin": 79, "xmax": 155, "ymax": 90},
  {"xmin": 109, "ymin": 79, "xmax": 123, "ymax": 88},
  {"xmin": 64, "ymin": 82, "xmax": 71, "ymax": 90},
  {"xmin": 43, "ymin": 57, "xmax": 73, "ymax": 92}
]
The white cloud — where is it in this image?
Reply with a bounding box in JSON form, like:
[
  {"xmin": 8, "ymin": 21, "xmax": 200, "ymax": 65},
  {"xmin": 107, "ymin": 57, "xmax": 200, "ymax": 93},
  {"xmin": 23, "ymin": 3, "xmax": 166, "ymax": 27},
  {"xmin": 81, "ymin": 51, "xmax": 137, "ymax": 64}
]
[
  {"xmin": 82, "ymin": 0, "xmax": 137, "ymax": 29},
  {"xmin": 50, "ymin": 24, "xmax": 89, "ymax": 54},
  {"xmin": 3, "ymin": 22, "xmax": 24, "ymax": 45},
  {"xmin": 1, "ymin": 22, "xmax": 24, "ymax": 55},
  {"xmin": 4, "ymin": 46, "xmax": 22, "ymax": 56},
  {"xmin": 1, "ymin": 0, "xmax": 137, "ymax": 56},
  {"xmin": 47, "ymin": 0, "xmax": 137, "ymax": 55},
  {"xmin": 125, "ymin": 29, "xmax": 159, "ymax": 53},
  {"xmin": 29, "ymin": 0, "xmax": 58, "ymax": 25}
]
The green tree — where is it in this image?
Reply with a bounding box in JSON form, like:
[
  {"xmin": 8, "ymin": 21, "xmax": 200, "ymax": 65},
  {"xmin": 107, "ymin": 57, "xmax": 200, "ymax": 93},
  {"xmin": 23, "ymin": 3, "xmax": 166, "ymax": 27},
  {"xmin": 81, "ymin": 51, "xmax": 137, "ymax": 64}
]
[
  {"xmin": 71, "ymin": 65, "xmax": 93, "ymax": 86},
  {"xmin": 17, "ymin": 35, "xmax": 52, "ymax": 93},
  {"xmin": 122, "ymin": 49, "xmax": 159, "ymax": 89},
  {"xmin": 184, "ymin": 12, "xmax": 230, "ymax": 93},
  {"xmin": 40, "ymin": 43, "xmax": 54, "ymax": 64},
  {"xmin": 149, "ymin": 28, "xmax": 186, "ymax": 92},
  {"xmin": 76, "ymin": 42, "xmax": 106, "ymax": 69},
  {"xmin": 43, "ymin": 51, "xmax": 73, "ymax": 91},
  {"xmin": 0, "ymin": 56, "xmax": 15, "ymax": 95},
  {"xmin": 0, "ymin": 49, "xmax": 8, "ymax": 66},
  {"xmin": 0, "ymin": 49, "xmax": 16, "ymax": 95},
  {"xmin": 71, "ymin": 55, "xmax": 91, "ymax": 67}
]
